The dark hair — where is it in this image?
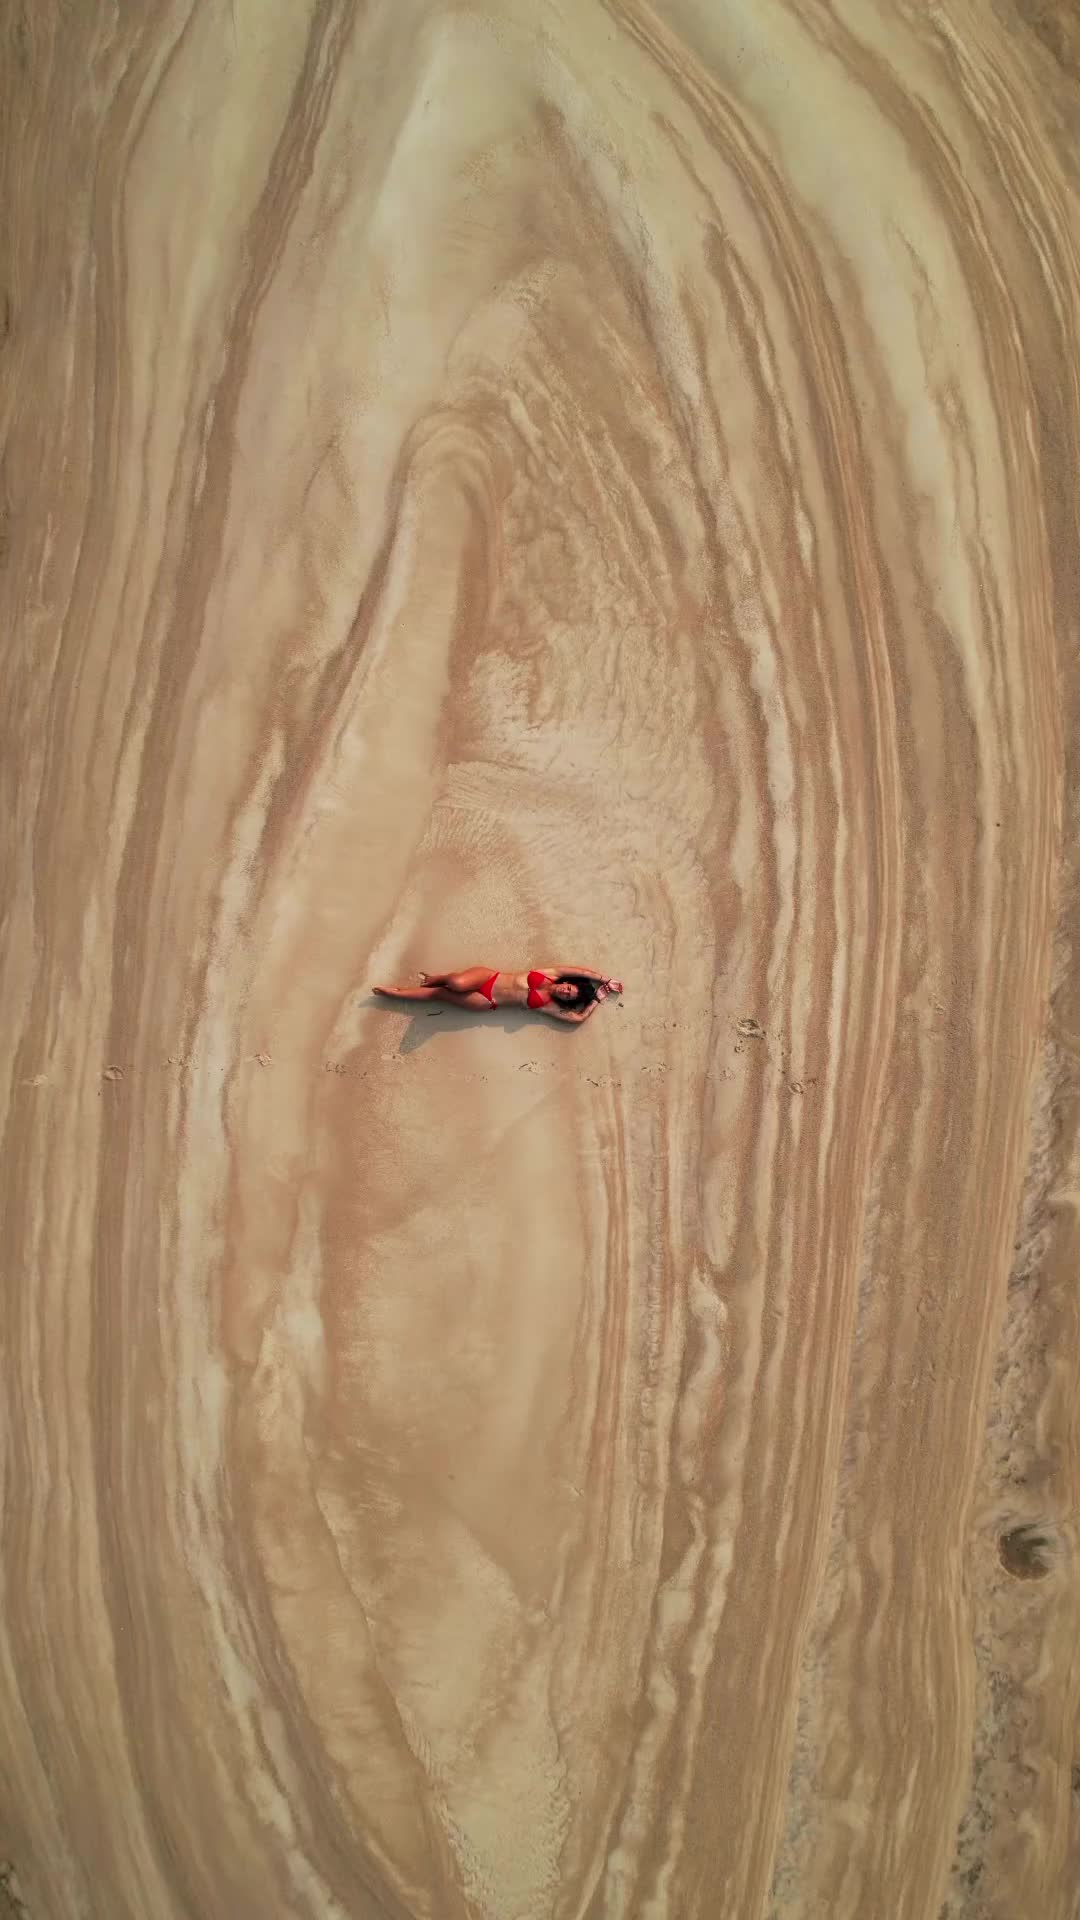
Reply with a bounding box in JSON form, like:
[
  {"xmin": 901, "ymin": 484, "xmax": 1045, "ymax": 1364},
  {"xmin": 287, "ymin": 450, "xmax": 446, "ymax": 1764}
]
[{"xmin": 553, "ymin": 972, "xmax": 600, "ymax": 1006}]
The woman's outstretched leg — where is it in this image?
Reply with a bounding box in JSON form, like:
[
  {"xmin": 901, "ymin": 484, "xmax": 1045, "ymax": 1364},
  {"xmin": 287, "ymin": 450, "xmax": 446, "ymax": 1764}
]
[
  {"xmin": 419, "ymin": 967, "xmax": 495, "ymax": 994},
  {"xmin": 373, "ymin": 982, "xmax": 494, "ymax": 1010}
]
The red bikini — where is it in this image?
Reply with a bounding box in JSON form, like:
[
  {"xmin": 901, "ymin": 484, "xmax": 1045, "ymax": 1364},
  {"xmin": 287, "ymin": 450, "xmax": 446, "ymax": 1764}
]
[
  {"xmin": 478, "ymin": 969, "xmax": 552, "ymax": 1007},
  {"xmin": 526, "ymin": 970, "xmax": 553, "ymax": 1009}
]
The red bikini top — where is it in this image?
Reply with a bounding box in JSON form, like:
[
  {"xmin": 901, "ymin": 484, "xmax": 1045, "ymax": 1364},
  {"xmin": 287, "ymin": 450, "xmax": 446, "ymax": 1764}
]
[{"xmin": 526, "ymin": 969, "xmax": 553, "ymax": 1008}]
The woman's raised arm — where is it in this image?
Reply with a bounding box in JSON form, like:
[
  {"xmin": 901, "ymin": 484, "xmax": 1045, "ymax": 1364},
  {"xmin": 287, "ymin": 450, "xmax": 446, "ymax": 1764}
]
[{"xmin": 541, "ymin": 996, "xmax": 603, "ymax": 1025}]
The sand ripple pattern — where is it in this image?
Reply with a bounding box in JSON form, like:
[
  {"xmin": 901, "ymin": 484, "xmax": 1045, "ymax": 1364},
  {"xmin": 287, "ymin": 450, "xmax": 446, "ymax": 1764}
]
[{"xmin": 2, "ymin": 2, "xmax": 1079, "ymax": 1917}]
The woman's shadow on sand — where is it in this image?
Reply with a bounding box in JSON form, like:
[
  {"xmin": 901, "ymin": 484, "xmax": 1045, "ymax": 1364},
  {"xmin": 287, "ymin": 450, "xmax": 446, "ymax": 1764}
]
[{"xmin": 364, "ymin": 995, "xmax": 581, "ymax": 1057}]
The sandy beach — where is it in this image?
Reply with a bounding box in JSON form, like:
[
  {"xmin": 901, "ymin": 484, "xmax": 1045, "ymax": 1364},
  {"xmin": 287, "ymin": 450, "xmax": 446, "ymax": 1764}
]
[{"xmin": 2, "ymin": 2, "xmax": 1079, "ymax": 1916}]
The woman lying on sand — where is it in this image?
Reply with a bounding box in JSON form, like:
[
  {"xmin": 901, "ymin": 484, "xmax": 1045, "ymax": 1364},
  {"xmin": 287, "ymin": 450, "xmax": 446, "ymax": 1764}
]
[{"xmin": 373, "ymin": 965, "xmax": 623, "ymax": 1024}]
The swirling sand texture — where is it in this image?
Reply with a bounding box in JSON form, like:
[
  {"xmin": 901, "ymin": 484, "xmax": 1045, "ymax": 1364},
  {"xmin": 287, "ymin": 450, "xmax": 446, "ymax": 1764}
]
[{"xmin": 3, "ymin": 2, "xmax": 1080, "ymax": 1916}]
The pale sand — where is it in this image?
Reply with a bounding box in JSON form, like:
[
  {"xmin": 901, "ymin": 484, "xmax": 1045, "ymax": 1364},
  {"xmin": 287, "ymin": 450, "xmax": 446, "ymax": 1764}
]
[{"xmin": 2, "ymin": 3, "xmax": 1079, "ymax": 1917}]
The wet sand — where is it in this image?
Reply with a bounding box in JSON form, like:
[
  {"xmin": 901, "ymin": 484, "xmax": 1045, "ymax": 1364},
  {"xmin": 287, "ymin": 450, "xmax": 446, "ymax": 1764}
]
[{"xmin": 2, "ymin": 3, "xmax": 1080, "ymax": 1917}]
